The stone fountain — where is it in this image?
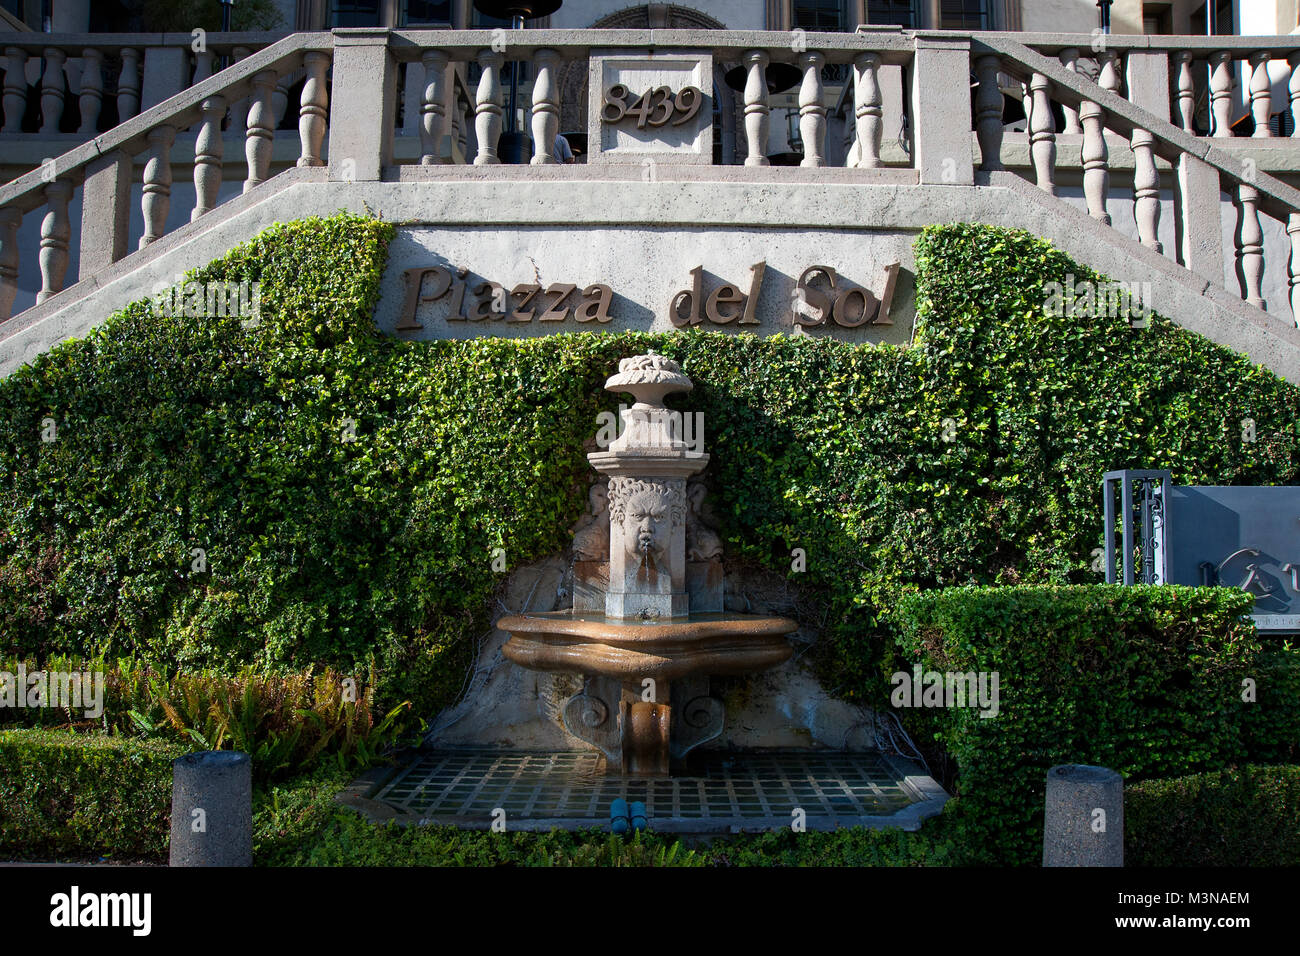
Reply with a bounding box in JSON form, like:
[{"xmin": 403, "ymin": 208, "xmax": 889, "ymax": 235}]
[{"xmin": 498, "ymin": 353, "xmax": 797, "ymax": 775}]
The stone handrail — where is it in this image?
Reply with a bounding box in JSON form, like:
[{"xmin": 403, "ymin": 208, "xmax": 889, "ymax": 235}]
[
  {"xmin": 973, "ymin": 34, "xmax": 1300, "ymax": 324},
  {"xmin": 0, "ymin": 31, "xmax": 333, "ymax": 320},
  {"xmin": 381, "ymin": 28, "xmax": 915, "ymax": 167},
  {"xmin": 1, "ymin": 31, "xmax": 290, "ymax": 137},
  {"xmin": 1012, "ymin": 33, "xmax": 1300, "ymax": 139},
  {"xmin": 6, "ymin": 26, "xmax": 1300, "ymax": 336}
]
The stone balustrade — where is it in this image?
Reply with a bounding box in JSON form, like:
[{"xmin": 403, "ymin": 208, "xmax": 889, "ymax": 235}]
[
  {"xmin": 4, "ymin": 27, "xmax": 1300, "ymax": 335},
  {"xmin": 1013, "ymin": 35, "xmax": 1300, "ymax": 138},
  {"xmin": 385, "ymin": 29, "xmax": 914, "ymax": 169},
  {"xmin": 0, "ymin": 33, "xmax": 334, "ymax": 322},
  {"xmin": 0, "ymin": 33, "xmax": 286, "ymax": 138},
  {"xmin": 974, "ymin": 35, "xmax": 1300, "ymax": 327}
]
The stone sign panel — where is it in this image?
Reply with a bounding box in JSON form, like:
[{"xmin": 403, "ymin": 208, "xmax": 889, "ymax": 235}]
[
  {"xmin": 588, "ymin": 52, "xmax": 713, "ymax": 165},
  {"xmin": 374, "ymin": 225, "xmax": 916, "ymax": 344}
]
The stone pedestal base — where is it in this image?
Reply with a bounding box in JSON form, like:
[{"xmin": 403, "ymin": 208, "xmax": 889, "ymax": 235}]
[{"xmin": 561, "ymin": 674, "xmax": 725, "ymax": 775}]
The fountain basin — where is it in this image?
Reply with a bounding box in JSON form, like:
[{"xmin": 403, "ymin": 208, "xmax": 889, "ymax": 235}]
[{"xmin": 499, "ymin": 610, "xmax": 796, "ymax": 682}]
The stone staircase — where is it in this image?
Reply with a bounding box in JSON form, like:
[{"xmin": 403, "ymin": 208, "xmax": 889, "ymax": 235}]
[{"xmin": 1, "ymin": 27, "xmax": 1298, "ymax": 382}]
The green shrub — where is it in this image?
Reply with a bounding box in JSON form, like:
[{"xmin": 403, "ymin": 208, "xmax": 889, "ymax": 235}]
[
  {"xmin": 1, "ymin": 217, "xmax": 1297, "ymax": 721},
  {"xmin": 0, "ymin": 658, "xmax": 419, "ymax": 781},
  {"xmin": 1127, "ymin": 765, "xmax": 1300, "ymax": 866},
  {"xmin": 894, "ymin": 584, "xmax": 1263, "ymax": 865},
  {"xmin": 1242, "ymin": 649, "xmax": 1300, "ymax": 764},
  {"xmin": 0, "ymin": 729, "xmax": 182, "ymax": 860}
]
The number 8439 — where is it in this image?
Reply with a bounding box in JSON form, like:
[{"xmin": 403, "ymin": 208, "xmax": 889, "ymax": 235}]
[{"xmin": 601, "ymin": 84, "xmax": 704, "ymax": 128}]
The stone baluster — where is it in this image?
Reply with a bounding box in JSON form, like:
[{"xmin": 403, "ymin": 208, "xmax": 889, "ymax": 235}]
[
  {"xmin": 798, "ymin": 51, "xmax": 826, "ymax": 168},
  {"xmin": 1249, "ymin": 51, "xmax": 1272, "ymax": 137},
  {"xmin": 1174, "ymin": 50, "xmax": 1194, "ymax": 133},
  {"xmin": 457, "ymin": 96, "xmax": 469, "ymax": 158},
  {"xmin": 1235, "ymin": 183, "xmax": 1265, "ymax": 309},
  {"xmin": 1059, "ymin": 48, "xmax": 1082, "ymax": 134},
  {"xmin": 1029, "ymin": 72, "xmax": 1057, "ymax": 195},
  {"xmin": 1098, "ymin": 50, "xmax": 1120, "ymax": 98},
  {"xmin": 853, "ymin": 52, "xmax": 882, "ymax": 169},
  {"xmin": 1079, "ymin": 53, "xmax": 1114, "ymax": 224},
  {"xmin": 0, "ymin": 207, "xmax": 19, "ymax": 321},
  {"xmin": 117, "ymin": 48, "xmax": 140, "ymax": 121},
  {"xmin": 474, "ymin": 50, "xmax": 503, "ymax": 165},
  {"xmin": 37, "ymin": 179, "xmax": 72, "ymax": 304},
  {"xmin": 77, "ymin": 48, "xmax": 104, "ymax": 135},
  {"xmin": 1290, "ymin": 52, "xmax": 1300, "ymax": 138},
  {"xmin": 192, "ymin": 48, "xmax": 214, "ymax": 85},
  {"xmin": 1289, "ymin": 213, "xmax": 1300, "ymax": 326},
  {"xmin": 1131, "ymin": 128, "xmax": 1162, "ymax": 252},
  {"xmin": 975, "ymin": 54, "xmax": 1004, "ymax": 171},
  {"xmin": 418, "ymin": 50, "xmax": 448, "ymax": 164},
  {"xmin": 192, "ymin": 95, "xmax": 225, "ymax": 220},
  {"xmin": 298, "ymin": 52, "xmax": 329, "ymax": 167},
  {"xmin": 272, "ymin": 74, "xmax": 292, "ymax": 130},
  {"xmin": 229, "ymin": 46, "xmax": 251, "ymax": 136},
  {"xmin": 741, "ymin": 50, "xmax": 770, "ymax": 167},
  {"xmin": 2, "ymin": 47, "xmax": 28, "ymax": 133},
  {"xmin": 1021, "ymin": 80, "xmax": 1032, "ymax": 131},
  {"xmin": 1210, "ymin": 50, "xmax": 1233, "ymax": 137},
  {"xmin": 449, "ymin": 92, "xmax": 462, "ymax": 162},
  {"xmin": 530, "ymin": 48, "xmax": 560, "ymax": 165},
  {"xmin": 39, "ymin": 48, "xmax": 67, "ymax": 134},
  {"xmin": 243, "ymin": 69, "xmax": 277, "ymax": 193},
  {"xmin": 140, "ymin": 125, "xmax": 176, "ymax": 248}
]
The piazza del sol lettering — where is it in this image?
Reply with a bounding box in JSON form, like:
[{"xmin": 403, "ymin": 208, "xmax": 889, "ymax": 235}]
[{"xmin": 392, "ymin": 257, "xmax": 904, "ymax": 333}]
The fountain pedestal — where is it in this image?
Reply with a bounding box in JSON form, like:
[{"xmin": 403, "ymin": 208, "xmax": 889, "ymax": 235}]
[{"xmin": 499, "ymin": 353, "xmax": 797, "ymax": 775}]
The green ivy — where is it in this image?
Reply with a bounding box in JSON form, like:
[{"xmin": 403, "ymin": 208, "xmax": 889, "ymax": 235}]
[{"xmin": 0, "ymin": 216, "xmax": 1297, "ymax": 723}]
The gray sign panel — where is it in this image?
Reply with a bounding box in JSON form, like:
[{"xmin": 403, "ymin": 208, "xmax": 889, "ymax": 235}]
[{"xmin": 1167, "ymin": 486, "xmax": 1300, "ymax": 630}]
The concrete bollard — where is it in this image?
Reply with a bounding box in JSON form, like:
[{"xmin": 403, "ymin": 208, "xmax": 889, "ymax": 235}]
[
  {"xmin": 1043, "ymin": 764, "xmax": 1124, "ymax": 867},
  {"xmin": 170, "ymin": 751, "xmax": 253, "ymax": 867}
]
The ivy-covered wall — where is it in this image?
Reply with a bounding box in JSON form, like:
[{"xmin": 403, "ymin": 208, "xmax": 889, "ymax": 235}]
[{"xmin": 1, "ymin": 215, "xmax": 1297, "ymax": 715}]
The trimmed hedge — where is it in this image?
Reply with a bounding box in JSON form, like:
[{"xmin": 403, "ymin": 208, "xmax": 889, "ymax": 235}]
[
  {"xmin": 893, "ymin": 584, "xmax": 1280, "ymax": 865},
  {"xmin": 1127, "ymin": 765, "xmax": 1300, "ymax": 866},
  {"xmin": 0, "ymin": 729, "xmax": 183, "ymax": 860},
  {"xmin": 0, "ymin": 217, "xmax": 1298, "ymax": 719}
]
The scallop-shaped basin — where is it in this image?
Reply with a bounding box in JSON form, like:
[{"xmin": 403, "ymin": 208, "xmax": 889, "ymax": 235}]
[{"xmin": 499, "ymin": 610, "xmax": 797, "ymax": 683}]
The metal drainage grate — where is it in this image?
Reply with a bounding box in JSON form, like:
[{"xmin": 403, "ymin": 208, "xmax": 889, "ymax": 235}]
[{"xmin": 366, "ymin": 750, "xmax": 946, "ymax": 833}]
